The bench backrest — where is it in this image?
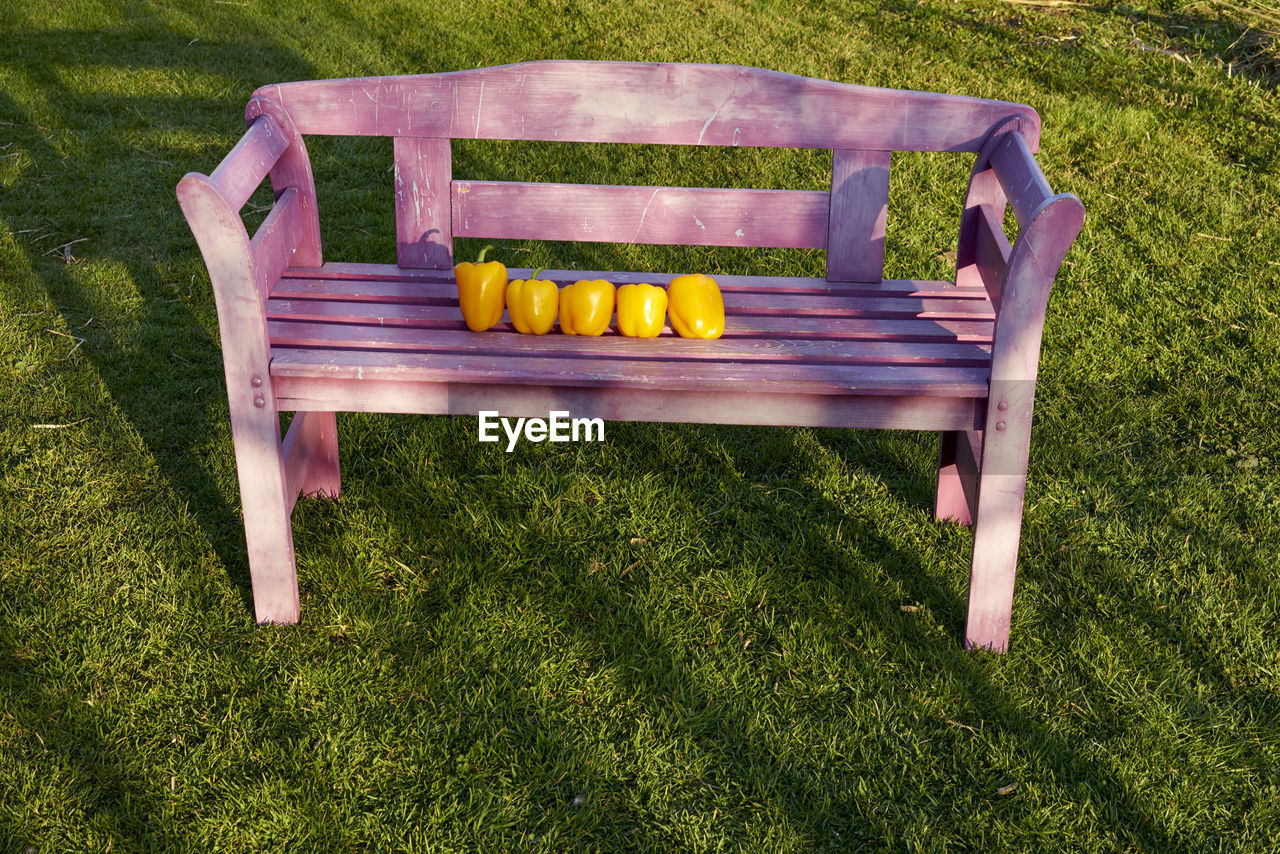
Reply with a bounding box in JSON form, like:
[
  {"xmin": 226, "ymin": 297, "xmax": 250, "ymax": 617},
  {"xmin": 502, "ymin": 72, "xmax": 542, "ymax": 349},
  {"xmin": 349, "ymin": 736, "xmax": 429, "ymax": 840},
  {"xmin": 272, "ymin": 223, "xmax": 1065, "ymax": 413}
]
[{"xmin": 244, "ymin": 61, "xmax": 1042, "ymax": 283}]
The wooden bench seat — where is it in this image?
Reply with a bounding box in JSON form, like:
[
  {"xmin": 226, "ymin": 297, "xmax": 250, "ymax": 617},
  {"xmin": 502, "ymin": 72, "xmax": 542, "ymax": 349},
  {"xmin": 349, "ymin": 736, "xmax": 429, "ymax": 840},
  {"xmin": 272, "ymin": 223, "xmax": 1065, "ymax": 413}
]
[
  {"xmin": 177, "ymin": 60, "xmax": 1084, "ymax": 651},
  {"xmin": 265, "ymin": 263, "xmax": 993, "ymax": 425}
]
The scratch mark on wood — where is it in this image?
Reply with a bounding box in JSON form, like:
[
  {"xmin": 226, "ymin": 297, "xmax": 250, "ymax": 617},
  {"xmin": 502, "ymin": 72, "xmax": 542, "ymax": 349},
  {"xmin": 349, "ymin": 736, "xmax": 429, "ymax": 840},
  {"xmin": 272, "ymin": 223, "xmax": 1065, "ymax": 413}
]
[
  {"xmin": 698, "ymin": 74, "xmax": 743, "ymax": 145},
  {"xmin": 698, "ymin": 108, "xmax": 721, "ymax": 145},
  {"xmin": 518, "ymin": 71, "xmax": 528, "ymax": 137},
  {"xmin": 633, "ymin": 188, "xmax": 661, "ymax": 242}
]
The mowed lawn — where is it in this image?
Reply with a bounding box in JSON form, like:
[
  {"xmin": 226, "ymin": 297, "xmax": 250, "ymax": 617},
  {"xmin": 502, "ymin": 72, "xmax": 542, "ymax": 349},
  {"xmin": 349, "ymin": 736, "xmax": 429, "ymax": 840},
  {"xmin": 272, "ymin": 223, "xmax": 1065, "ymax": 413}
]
[{"xmin": 2, "ymin": 0, "xmax": 1279, "ymax": 850}]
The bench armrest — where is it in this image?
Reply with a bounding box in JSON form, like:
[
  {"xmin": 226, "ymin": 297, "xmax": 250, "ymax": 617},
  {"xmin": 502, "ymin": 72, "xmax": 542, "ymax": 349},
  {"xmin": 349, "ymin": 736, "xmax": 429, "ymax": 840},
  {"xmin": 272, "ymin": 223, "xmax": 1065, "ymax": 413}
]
[
  {"xmin": 987, "ymin": 132, "xmax": 1084, "ymax": 375},
  {"xmin": 177, "ymin": 110, "xmax": 318, "ymax": 408},
  {"xmin": 956, "ymin": 125, "xmax": 1084, "ymax": 386},
  {"xmin": 955, "ymin": 124, "xmax": 1083, "ymax": 494},
  {"xmin": 178, "ymin": 114, "xmax": 295, "ymax": 292}
]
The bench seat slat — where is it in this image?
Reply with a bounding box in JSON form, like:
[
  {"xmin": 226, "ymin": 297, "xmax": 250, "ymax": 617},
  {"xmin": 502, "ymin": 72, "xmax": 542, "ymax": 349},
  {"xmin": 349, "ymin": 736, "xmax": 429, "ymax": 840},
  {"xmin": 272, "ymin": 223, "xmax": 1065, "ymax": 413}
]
[
  {"xmin": 267, "ymin": 319, "xmax": 992, "ymax": 366},
  {"xmin": 265, "ymin": 299, "xmax": 994, "ymax": 343},
  {"xmin": 452, "ymin": 182, "xmax": 830, "ymax": 248},
  {"xmin": 269, "ymin": 277, "xmax": 992, "ymax": 303},
  {"xmin": 281, "ymin": 262, "xmax": 991, "ymax": 299},
  {"xmin": 265, "ymin": 262, "xmax": 993, "ymax": 403},
  {"xmin": 271, "ymin": 278, "xmax": 994, "ymax": 320},
  {"xmin": 270, "ymin": 348, "xmax": 990, "ymax": 396}
]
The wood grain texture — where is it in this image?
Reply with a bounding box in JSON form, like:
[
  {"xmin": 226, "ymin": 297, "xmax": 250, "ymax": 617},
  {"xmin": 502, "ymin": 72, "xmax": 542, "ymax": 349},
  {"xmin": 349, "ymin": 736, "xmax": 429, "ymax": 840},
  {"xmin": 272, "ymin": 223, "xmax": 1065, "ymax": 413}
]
[
  {"xmin": 228, "ymin": 402, "xmax": 300, "ymax": 625},
  {"xmin": 987, "ymin": 193, "xmax": 1084, "ymax": 393},
  {"xmin": 280, "ymin": 262, "xmax": 990, "ymax": 298},
  {"xmin": 267, "ymin": 319, "xmax": 992, "ymax": 365},
  {"xmin": 451, "ymin": 181, "xmax": 829, "ymax": 248},
  {"xmin": 259, "ymin": 263, "xmax": 995, "ymax": 438},
  {"xmin": 177, "ymin": 63, "xmax": 1086, "ymax": 647},
  {"xmin": 269, "ymin": 347, "xmax": 991, "ymax": 396},
  {"xmin": 176, "ymin": 174, "xmax": 270, "ymax": 371},
  {"xmin": 934, "ymin": 429, "xmax": 979, "ymax": 525},
  {"xmin": 955, "ymin": 119, "xmax": 1018, "ymax": 290},
  {"xmin": 273, "ymin": 378, "xmax": 983, "ymax": 431},
  {"xmin": 269, "ymin": 275, "xmax": 995, "ymax": 320},
  {"xmin": 265, "ymin": 297, "xmax": 994, "ymax": 343},
  {"xmin": 252, "ymin": 61, "xmax": 1040, "ymax": 152},
  {"xmin": 394, "ymin": 137, "xmax": 453, "ymax": 268},
  {"xmin": 826, "ymin": 150, "xmax": 890, "ymax": 283}
]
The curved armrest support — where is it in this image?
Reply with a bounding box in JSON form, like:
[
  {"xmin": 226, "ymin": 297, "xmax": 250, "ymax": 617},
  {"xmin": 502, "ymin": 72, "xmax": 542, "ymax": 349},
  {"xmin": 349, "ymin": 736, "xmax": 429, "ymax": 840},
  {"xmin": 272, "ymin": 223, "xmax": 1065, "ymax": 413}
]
[
  {"xmin": 176, "ymin": 172, "xmax": 278, "ymax": 412},
  {"xmin": 990, "ymin": 192, "xmax": 1085, "ymax": 390},
  {"xmin": 176, "ymin": 102, "xmax": 318, "ymax": 379},
  {"xmin": 246, "ymin": 96, "xmax": 323, "ymax": 267},
  {"xmin": 957, "ymin": 119, "xmax": 1086, "ymax": 398}
]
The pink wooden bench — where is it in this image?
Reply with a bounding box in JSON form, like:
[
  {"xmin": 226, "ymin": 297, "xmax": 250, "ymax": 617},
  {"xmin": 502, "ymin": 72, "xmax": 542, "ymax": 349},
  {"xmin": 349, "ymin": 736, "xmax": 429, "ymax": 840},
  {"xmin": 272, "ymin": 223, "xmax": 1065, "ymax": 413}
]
[{"xmin": 176, "ymin": 61, "xmax": 1083, "ymax": 652}]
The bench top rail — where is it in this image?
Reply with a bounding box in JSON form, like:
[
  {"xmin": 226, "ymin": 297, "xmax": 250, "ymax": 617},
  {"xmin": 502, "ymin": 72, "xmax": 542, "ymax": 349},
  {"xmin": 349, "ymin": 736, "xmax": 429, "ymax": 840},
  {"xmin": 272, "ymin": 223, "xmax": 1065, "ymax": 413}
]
[
  {"xmin": 242, "ymin": 62, "xmax": 1044, "ymax": 280},
  {"xmin": 250, "ymin": 60, "xmax": 1041, "ymax": 153}
]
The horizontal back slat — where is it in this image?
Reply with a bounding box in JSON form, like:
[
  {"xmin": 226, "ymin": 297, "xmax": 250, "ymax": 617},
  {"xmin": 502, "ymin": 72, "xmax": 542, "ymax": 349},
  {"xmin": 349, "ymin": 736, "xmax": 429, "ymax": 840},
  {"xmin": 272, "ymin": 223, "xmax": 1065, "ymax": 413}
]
[
  {"xmin": 210, "ymin": 114, "xmax": 290, "ymax": 210},
  {"xmin": 255, "ymin": 61, "xmax": 1040, "ymax": 152},
  {"xmin": 452, "ymin": 181, "xmax": 829, "ymax": 248}
]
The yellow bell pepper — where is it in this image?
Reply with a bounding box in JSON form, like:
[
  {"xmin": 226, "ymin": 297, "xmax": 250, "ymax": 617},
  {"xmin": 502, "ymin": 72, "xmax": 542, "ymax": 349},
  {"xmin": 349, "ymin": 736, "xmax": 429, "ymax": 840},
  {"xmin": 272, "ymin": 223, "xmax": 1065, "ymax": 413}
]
[
  {"xmin": 559, "ymin": 279, "xmax": 615, "ymax": 336},
  {"xmin": 616, "ymin": 283, "xmax": 668, "ymax": 338},
  {"xmin": 454, "ymin": 244, "xmax": 507, "ymax": 332},
  {"xmin": 506, "ymin": 268, "xmax": 559, "ymax": 335},
  {"xmin": 667, "ymin": 274, "xmax": 724, "ymax": 339}
]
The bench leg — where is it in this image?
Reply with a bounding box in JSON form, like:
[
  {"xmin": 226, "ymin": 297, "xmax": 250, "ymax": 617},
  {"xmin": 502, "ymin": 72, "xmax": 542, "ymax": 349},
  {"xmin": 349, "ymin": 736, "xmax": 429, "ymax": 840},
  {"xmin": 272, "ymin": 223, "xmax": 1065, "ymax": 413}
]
[
  {"xmin": 964, "ymin": 428, "xmax": 1031, "ymax": 653},
  {"xmin": 228, "ymin": 399, "xmax": 301, "ymax": 624},
  {"xmin": 293, "ymin": 411, "xmax": 342, "ymax": 500},
  {"xmin": 934, "ymin": 430, "xmax": 975, "ymax": 526}
]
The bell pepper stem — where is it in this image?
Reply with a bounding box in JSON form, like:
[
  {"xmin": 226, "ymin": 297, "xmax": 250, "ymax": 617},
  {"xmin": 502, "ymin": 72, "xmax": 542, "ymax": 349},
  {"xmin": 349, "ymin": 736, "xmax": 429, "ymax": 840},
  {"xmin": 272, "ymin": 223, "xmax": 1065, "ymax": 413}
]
[
  {"xmin": 529, "ymin": 267, "xmax": 546, "ymax": 281},
  {"xmin": 475, "ymin": 244, "xmax": 496, "ymax": 264}
]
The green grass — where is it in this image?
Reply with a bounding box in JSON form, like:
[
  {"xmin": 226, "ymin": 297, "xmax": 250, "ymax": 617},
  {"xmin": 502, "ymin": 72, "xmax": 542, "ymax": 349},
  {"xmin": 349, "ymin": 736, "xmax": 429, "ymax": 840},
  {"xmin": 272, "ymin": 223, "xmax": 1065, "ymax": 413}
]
[{"xmin": 2, "ymin": 0, "xmax": 1279, "ymax": 849}]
